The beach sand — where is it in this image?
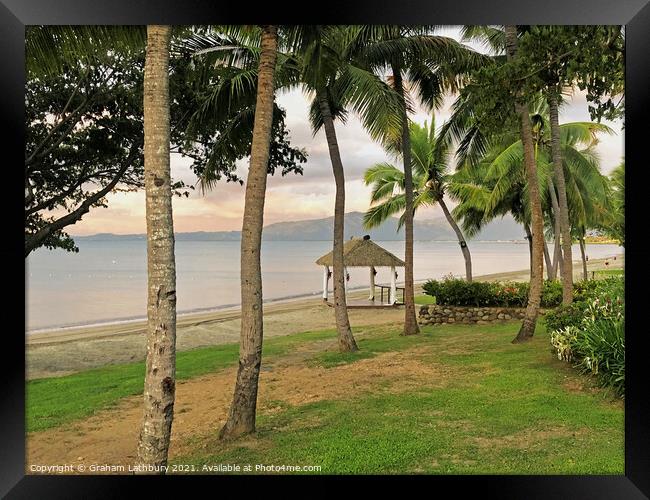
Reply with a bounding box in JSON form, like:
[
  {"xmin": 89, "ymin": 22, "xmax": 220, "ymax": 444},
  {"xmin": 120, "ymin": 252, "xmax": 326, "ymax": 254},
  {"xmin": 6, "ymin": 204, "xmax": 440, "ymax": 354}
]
[{"xmin": 26, "ymin": 255, "xmax": 623, "ymax": 379}]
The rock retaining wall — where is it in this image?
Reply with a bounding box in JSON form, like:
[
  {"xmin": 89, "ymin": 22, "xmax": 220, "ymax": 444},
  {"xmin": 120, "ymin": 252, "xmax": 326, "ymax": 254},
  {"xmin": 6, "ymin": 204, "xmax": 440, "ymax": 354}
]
[{"xmin": 418, "ymin": 304, "xmax": 527, "ymax": 325}]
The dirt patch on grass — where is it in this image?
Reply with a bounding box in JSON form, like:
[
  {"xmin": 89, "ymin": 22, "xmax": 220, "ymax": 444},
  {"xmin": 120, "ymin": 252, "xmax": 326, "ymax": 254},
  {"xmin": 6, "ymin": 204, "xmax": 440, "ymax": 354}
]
[
  {"xmin": 266, "ymin": 346, "xmax": 457, "ymax": 407},
  {"xmin": 26, "ymin": 341, "xmax": 458, "ymax": 472}
]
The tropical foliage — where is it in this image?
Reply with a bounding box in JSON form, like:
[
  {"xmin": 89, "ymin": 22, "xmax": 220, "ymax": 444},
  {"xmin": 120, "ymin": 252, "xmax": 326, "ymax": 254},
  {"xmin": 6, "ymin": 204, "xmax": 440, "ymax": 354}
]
[
  {"xmin": 363, "ymin": 117, "xmax": 473, "ymax": 281},
  {"xmin": 548, "ymin": 277, "xmax": 624, "ymax": 396},
  {"xmin": 24, "ymin": 24, "xmax": 625, "ymax": 472},
  {"xmin": 423, "ymin": 277, "xmax": 563, "ymax": 308},
  {"xmin": 598, "ymin": 162, "xmax": 625, "ymax": 246},
  {"xmin": 24, "ymin": 32, "xmax": 146, "ymax": 256},
  {"xmin": 447, "ymin": 109, "xmax": 614, "ymax": 276}
]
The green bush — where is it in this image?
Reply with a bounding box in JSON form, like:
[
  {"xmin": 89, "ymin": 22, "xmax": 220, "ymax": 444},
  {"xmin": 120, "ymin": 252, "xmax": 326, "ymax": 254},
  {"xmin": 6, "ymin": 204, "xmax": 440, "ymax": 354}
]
[
  {"xmin": 541, "ymin": 280, "xmax": 563, "ymax": 308},
  {"xmin": 422, "ymin": 277, "xmax": 563, "ymax": 308},
  {"xmin": 551, "ymin": 319, "xmax": 625, "ymax": 397},
  {"xmin": 573, "ymin": 279, "xmax": 600, "ymax": 302},
  {"xmin": 422, "ymin": 278, "xmax": 497, "ymax": 307},
  {"xmin": 544, "ymin": 302, "xmax": 589, "ymax": 332},
  {"xmin": 575, "ymin": 319, "xmax": 625, "ymax": 396},
  {"xmin": 548, "ymin": 277, "xmax": 624, "ymax": 397},
  {"xmin": 545, "ymin": 277, "xmax": 624, "ymax": 331}
]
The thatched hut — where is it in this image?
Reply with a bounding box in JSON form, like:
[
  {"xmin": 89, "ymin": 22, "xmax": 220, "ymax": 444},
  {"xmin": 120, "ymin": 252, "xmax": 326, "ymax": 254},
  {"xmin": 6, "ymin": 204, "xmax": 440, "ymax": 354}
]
[{"xmin": 315, "ymin": 235, "xmax": 405, "ymax": 305}]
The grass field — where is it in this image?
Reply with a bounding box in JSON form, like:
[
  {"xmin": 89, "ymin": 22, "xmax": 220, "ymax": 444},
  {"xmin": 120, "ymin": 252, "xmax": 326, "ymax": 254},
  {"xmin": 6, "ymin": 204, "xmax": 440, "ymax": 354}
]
[
  {"xmin": 167, "ymin": 322, "xmax": 623, "ymax": 474},
  {"xmin": 27, "ymin": 317, "xmax": 623, "ymax": 474},
  {"xmin": 26, "ymin": 329, "xmax": 335, "ymax": 433}
]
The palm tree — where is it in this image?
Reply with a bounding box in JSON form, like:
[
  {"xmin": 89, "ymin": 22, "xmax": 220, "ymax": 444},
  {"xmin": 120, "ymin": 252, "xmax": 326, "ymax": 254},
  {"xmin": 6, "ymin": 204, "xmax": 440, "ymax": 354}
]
[
  {"xmin": 27, "ymin": 24, "xmax": 181, "ymax": 469},
  {"xmin": 363, "ymin": 116, "xmax": 473, "ymax": 282},
  {"xmin": 315, "ymin": 88, "xmax": 359, "ymax": 352},
  {"xmin": 567, "ymin": 152, "xmax": 613, "ymax": 280},
  {"xmin": 301, "ymin": 26, "xmax": 406, "ymax": 350},
  {"xmin": 600, "ymin": 161, "xmax": 624, "ymax": 245},
  {"xmin": 219, "ymin": 25, "xmax": 279, "ymax": 440},
  {"xmin": 184, "ymin": 26, "xmax": 402, "ymax": 353},
  {"xmin": 494, "ymin": 26, "xmax": 541, "ymax": 342},
  {"xmin": 448, "ymin": 115, "xmax": 612, "ymax": 286},
  {"xmin": 137, "ymin": 25, "xmax": 177, "ymax": 470},
  {"xmin": 548, "ymin": 91, "xmax": 573, "ymax": 303},
  {"xmin": 351, "ymin": 26, "xmax": 486, "ymax": 336}
]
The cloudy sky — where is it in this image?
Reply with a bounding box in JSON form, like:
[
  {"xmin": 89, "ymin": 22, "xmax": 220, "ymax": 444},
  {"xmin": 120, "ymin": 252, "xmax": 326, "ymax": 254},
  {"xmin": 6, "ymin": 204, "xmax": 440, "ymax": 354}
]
[{"xmin": 67, "ymin": 27, "xmax": 625, "ymax": 236}]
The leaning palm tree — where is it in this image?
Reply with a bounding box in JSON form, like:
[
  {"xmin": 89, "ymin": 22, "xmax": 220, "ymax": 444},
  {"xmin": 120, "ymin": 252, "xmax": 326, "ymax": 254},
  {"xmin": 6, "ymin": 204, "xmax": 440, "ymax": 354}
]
[
  {"xmin": 363, "ymin": 116, "xmax": 473, "ymax": 282},
  {"xmin": 449, "ymin": 146, "xmax": 535, "ymax": 274},
  {"xmin": 448, "ymin": 113, "xmax": 612, "ymax": 287},
  {"xmin": 137, "ymin": 25, "xmax": 177, "ymax": 470},
  {"xmin": 301, "ymin": 26, "xmax": 406, "ymax": 350},
  {"xmin": 566, "ymin": 151, "xmax": 613, "ymax": 280},
  {"xmin": 351, "ymin": 25, "xmax": 486, "ymax": 336},
  {"xmin": 180, "ymin": 25, "xmax": 308, "ymax": 436},
  {"xmin": 298, "ymin": 26, "xmax": 404, "ymax": 352}
]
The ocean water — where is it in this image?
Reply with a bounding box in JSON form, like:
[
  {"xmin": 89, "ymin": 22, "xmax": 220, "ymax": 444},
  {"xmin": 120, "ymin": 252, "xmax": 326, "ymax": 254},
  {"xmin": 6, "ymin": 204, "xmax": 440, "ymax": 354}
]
[{"xmin": 25, "ymin": 240, "xmax": 622, "ymax": 331}]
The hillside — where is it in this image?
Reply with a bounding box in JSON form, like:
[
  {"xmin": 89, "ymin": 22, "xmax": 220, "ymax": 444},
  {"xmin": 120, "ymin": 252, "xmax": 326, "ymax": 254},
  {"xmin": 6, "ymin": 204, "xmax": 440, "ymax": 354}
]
[{"xmin": 77, "ymin": 212, "xmax": 525, "ymax": 242}]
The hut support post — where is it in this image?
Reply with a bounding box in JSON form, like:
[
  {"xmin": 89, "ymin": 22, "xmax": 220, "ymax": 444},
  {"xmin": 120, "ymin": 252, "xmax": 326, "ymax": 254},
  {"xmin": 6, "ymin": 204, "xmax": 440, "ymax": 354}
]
[
  {"xmin": 390, "ymin": 265, "xmax": 396, "ymax": 304},
  {"xmin": 322, "ymin": 265, "xmax": 329, "ymax": 301},
  {"xmin": 369, "ymin": 266, "xmax": 375, "ymax": 301}
]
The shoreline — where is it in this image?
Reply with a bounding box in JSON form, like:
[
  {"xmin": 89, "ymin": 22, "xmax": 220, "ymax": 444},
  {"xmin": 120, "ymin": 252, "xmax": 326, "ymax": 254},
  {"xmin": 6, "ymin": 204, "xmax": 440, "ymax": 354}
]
[
  {"xmin": 26, "ymin": 255, "xmax": 622, "ymax": 379},
  {"xmin": 26, "ymin": 255, "xmax": 622, "ymax": 348}
]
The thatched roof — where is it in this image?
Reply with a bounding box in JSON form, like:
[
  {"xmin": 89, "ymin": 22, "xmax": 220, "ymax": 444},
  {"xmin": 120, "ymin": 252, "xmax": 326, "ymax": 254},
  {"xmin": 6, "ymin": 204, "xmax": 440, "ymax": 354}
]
[{"xmin": 315, "ymin": 236, "xmax": 405, "ymax": 267}]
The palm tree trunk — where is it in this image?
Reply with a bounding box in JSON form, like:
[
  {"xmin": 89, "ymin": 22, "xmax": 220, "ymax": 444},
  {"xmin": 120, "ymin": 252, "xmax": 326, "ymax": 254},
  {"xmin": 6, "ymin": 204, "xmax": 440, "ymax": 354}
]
[
  {"xmin": 547, "ymin": 177, "xmax": 563, "ymax": 280},
  {"xmin": 392, "ymin": 64, "xmax": 419, "ymax": 336},
  {"xmin": 579, "ymin": 232, "xmax": 589, "ymax": 280},
  {"xmin": 543, "ymin": 238, "xmax": 554, "ymax": 280},
  {"xmin": 549, "ymin": 91, "xmax": 574, "ymax": 303},
  {"xmin": 219, "ymin": 25, "xmax": 278, "ymax": 440},
  {"xmin": 524, "ymin": 222, "xmax": 533, "ymax": 279},
  {"xmin": 317, "ymin": 91, "xmax": 358, "ymax": 352},
  {"xmin": 439, "ymin": 197, "xmax": 472, "ymax": 282},
  {"xmin": 553, "ymin": 232, "xmax": 563, "ymax": 276},
  {"xmin": 505, "ymin": 26, "xmax": 544, "ymax": 343},
  {"xmin": 137, "ymin": 25, "xmax": 177, "ymax": 471}
]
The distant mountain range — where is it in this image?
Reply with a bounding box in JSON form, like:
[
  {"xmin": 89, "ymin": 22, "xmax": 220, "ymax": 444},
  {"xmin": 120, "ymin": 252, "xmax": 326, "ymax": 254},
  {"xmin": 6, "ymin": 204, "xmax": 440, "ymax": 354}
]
[{"xmin": 77, "ymin": 211, "xmax": 526, "ymax": 242}]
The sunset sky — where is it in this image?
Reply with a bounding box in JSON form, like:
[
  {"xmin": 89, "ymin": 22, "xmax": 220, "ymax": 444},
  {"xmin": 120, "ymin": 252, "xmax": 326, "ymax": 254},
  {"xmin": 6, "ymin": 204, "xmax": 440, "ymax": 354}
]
[{"xmin": 67, "ymin": 27, "xmax": 625, "ymax": 236}]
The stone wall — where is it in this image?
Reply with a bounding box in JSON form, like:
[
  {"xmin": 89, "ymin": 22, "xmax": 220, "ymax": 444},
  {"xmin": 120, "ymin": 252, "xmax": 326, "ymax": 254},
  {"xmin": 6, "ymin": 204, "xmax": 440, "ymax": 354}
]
[{"xmin": 418, "ymin": 304, "xmax": 527, "ymax": 326}]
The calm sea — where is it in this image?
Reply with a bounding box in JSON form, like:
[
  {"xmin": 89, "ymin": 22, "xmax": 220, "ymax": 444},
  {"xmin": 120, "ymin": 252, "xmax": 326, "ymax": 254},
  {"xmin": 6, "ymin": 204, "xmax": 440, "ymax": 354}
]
[{"xmin": 25, "ymin": 240, "xmax": 622, "ymax": 331}]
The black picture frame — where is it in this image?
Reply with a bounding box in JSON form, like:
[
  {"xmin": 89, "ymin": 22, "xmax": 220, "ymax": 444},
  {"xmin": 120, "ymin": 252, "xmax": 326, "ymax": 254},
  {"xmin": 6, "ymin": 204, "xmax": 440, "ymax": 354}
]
[{"xmin": 4, "ymin": 1, "xmax": 649, "ymax": 497}]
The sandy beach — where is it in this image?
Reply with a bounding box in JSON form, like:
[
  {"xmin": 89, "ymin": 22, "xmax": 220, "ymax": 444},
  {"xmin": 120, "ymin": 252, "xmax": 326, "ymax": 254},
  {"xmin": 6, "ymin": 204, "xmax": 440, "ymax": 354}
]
[{"xmin": 26, "ymin": 255, "xmax": 623, "ymax": 379}]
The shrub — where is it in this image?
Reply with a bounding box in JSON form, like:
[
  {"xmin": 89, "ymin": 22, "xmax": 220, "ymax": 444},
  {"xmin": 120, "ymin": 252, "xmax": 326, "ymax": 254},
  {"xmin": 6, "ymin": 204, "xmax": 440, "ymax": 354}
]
[
  {"xmin": 422, "ymin": 277, "xmax": 564, "ymax": 308},
  {"xmin": 548, "ymin": 276, "xmax": 624, "ymax": 397},
  {"xmin": 574, "ymin": 319, "xmax": 625, "ymax": 396},
  {"xmin": 544, "ymin": 277, "xmax": 623, "ymax": 331},
  {"xmin": 544, "ymin": 301, "xmax": 589, "ymax": 332},
  {"xmin": 573, "ymin": 279, "xmax": 600, "ymax": 302},
  {"xmin": 541, "ymin": 280, "xmax": 563, "ymax": 308},
  {"xmin": 550, "ymin": 319, "xmax": 624, "ymax": 397}
]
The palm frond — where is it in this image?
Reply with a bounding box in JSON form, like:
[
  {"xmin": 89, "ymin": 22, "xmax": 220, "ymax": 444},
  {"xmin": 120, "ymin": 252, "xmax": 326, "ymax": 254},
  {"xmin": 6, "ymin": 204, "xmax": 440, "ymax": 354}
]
[
  {"xmin": 26, "ymin": 26, "xmax": 146, "ymax": 77},
  {"xmin": 363, "ymin": 194, "xmax": 407, "ymax": 230}
]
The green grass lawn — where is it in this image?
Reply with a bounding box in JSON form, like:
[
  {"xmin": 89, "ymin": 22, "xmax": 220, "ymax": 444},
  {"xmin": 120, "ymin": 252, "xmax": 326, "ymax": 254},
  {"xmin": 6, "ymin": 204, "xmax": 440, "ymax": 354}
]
[
  {"xmin": 26, "ymin": 328, "xmax": 335, "ymax": 433},
  {"xmin": 28, "ymin": 320, "xmax": 623, "ymax": 474},
  {"xmin": 414, "ymin": 294, "xmax": 436, "ymax": 305},
  {"xmin": 171, "ymin": 323, "xmax": 623, "ymax": 474},
  {"xmin": 594, "ymin": 268, "xmax": 624, "ymax": 277}
]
